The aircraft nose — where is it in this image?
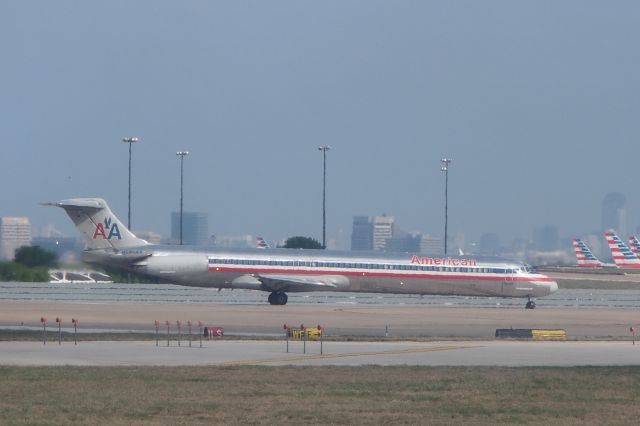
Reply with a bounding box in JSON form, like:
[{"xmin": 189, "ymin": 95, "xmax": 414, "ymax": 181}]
[{"xmin": 547, "ymin": 280, "xmax": 558, "ymax": 294}]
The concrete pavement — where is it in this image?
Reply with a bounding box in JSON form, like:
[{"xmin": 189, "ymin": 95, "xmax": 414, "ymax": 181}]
[{"xmin": 2, "ymin": 340, "xmax": 640, "ymax": 367}]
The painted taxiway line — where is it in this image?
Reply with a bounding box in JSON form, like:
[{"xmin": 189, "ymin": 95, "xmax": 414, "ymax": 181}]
[{"xmin": 213, "ymin": 344, "xmax": 478, "ymax": 366}]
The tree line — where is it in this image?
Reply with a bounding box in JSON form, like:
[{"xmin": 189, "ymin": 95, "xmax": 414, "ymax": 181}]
[{"xmin": 0, "ymin": 246, "xmax": 58, "ymax": 282}]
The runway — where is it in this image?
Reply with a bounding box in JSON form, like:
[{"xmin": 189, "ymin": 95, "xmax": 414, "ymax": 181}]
[{"xmin": 2, "ymin": 340, "xmax": 640, "ymax": 367}]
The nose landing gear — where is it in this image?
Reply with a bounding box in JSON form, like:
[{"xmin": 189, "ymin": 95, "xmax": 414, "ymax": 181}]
[
  {"xmin": 525, "ymin": 298, "xmax": 536, "ymax": 309},
  {"xmin": 268, "ymin": 292, "xmax": 288, "ymax": 305}
]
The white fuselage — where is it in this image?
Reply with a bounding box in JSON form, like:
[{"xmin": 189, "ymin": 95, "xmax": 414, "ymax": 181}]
[{"xmin": 89, "ymin": 246, "xmax": 558, "ymax": 299}]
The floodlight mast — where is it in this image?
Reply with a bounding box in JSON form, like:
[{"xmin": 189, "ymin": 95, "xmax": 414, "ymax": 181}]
[
  {"xmin": 122, "ymin": 137, "xmax": 140, "ymax": 229},
  {"xmin": 440, "ymin": 158, "xmax": 452, "ymax": 255},
  {"xmin": 318, "ymin": 145, "xmax": 331, "ymax": 248},
  {"xmin": 176, "ymin": 151, "xmax": 190, "ymax": 245}
]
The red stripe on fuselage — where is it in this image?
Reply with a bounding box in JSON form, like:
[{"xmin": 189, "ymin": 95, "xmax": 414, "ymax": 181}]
[{"xmin": 207, "ymin": 266, "xmax": 554, "ymax": 283}]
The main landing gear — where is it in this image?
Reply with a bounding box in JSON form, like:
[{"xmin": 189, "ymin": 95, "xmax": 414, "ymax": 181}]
[
  {"xmin": 268, "ymin": 292, "xmax": 288, "ymax": 305},
  {"xmin": 525, "ymin": 298, "xmax": 536, "ymax": 310}
]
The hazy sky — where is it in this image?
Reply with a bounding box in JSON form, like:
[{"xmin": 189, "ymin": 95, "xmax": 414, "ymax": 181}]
[{"xmin": 1, "ymin": 1, "xmax": 639, "ymax": 248}]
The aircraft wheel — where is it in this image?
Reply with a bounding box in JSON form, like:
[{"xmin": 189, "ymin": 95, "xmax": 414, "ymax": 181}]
[
  {"xmin": 525, "ymin": 300, "xmax": 536, "ymax": 309},
  {"xmin": 275, "ymin": 292, "xmax": 288, "ymax": 305},
  {"xmin": 268, "ymin": 292, "xmax": 288, "ymax": 305}
]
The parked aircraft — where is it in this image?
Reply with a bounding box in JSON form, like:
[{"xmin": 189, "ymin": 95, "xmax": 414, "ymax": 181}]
[
  {"xmin": 572, "ymin": 239, "xmax": 605, "ymax": 268},
  {"xmin": 604, "ymin": 230, "xmax": 640, "ymax": 268},
  {"xmin": 628, "ymin": 236, "xmax": 640, "ymax": 257},
  {"xmin": 256, "ymin": 237, "xmax": 270, "ymax": 249},
  {"xmin": 47, "ymin": 198, "xmax": 557, "ymax": 309}
]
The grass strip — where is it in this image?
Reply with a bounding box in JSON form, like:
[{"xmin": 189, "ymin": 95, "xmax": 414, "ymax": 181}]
[{"xmin": 1, "ymin": 366, "xmax": 640, "ymax": 425}]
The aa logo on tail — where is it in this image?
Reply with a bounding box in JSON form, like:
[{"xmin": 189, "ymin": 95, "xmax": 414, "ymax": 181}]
[{"xmin": 93, "ymin": 217, "xmax": 122, "ymax": 240}]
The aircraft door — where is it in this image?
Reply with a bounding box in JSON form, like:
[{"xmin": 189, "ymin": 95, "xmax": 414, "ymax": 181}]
[{"xmin": 501, "ymin": 267, "xmax": 514, "ymax": 296}]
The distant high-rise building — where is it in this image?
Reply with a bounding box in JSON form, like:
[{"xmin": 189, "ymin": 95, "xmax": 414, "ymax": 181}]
[
  {"xmin": 385, "ymin": 233, "xmax": 443, "ymax": 254},
  {"xmin": 351, "ymin": 215, "xmax": 395, "ymax": 251},
  {"xmin": 602, "ymin": 192, "xmax": 626, "ymax": 236},
  {"xmin": 135, "ymin": 231, "xmax": 162, "ymax": 244},
  {"xmin": 420, "ymin": 236, "xmax": 444, "ymax": 255},
  {"xmin": 533, "ymin": 225, "xmax": 559, "ymax": 251},
  {"xmin": 0, "ymin": 217, "xmax": 32, "ymax": 260},
  {"xmin": 351, "ymin": 217, "xmax": 373, "ymax": 250},
  {"xmin": 171, "ymin": 212, "xmax": 209, "ymax": 246},
  {"xmin": 384, "ymin": 233, "xmax": 421, "ymax": 253},
  {"xmin": 479, "ymin": 232, "xmax": 500, "ymax": 255}
]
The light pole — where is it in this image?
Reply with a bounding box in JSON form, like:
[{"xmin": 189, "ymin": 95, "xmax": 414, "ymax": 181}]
[
  {"xmin": 176, "ymin": 151, "xmax": 189, "ymax": 245},
  {"xmin": 440, "ymin": 158, "xmax": 452, "ymax": 255},
  {"xmin": 122, "ymin": 137, "xmax": 139, "ymax": 229},
  {"xmin": 318, "ymin": 146, "xmax": 331, "ymax": 249}
]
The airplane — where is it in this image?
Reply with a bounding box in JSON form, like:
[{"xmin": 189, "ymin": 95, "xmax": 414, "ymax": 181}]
[
  {"xmin": 46, "ymin": 198, "xmax": 558, "ymax": 309},
  {"xmin": 572, "ymin": 239, "xmax": 605, "ymax": 268},
  {"xmin": 604, "ymin": 230, "xmax": 640, "ymax": 268},
  {"xmin": 256, "ymin": 237, "xmax": 270, "ymax": 249},
  {"xmin": 628, "ymin": 236, "xmax": 640, "ymax": 257}
]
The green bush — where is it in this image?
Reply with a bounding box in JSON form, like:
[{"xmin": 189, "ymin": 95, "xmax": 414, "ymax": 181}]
[
  {"xmin": 0, "ymin": 262, "xmax": 49, "ymax": 282},
  {"xmin": 282, "ymin": 236, "xmax": 324, "ymax": 249},
  {"xmin": 14, "ymin": 246, "xmax": 58, "ymax": 268}
]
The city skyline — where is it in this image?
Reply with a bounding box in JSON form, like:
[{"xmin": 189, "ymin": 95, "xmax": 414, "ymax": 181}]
[
  {"xmin": 2, "ymin": 2, "xmax": 640, "ymax": 247},
  {"xmin": 12, "ymin": 189, "xmax": 640, "ymax": 255}
]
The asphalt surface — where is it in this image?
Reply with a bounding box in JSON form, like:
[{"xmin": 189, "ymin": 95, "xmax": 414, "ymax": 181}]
[
  {"xmin": 2, "ymin": 340, "xmax": 640, "ymax": 366},
  {"xmin": 3, "ymin": 297, "xmax": 640, "ymax": 366},
  {"xmin": 1, "ymin": 301, "xmax": 638, "ymax": 338}
]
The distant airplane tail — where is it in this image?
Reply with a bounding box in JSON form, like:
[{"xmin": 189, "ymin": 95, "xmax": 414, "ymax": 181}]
[
  {"xmin": 628, "ymin": 236, "xmax": 640, "ymax": 256},
  {"xmin": 572, "ymin": 239, "xmax": 603, "ymax": 268},
  {"xmin": 45, "ymin": 198, "xmax": 149, "ymax": 250},
  {"xmin": 604, "ymin": 230, "xmax": 640, "ymax": 268},
  {"xmin": 256, "ymin": 236, "xmax": 270, "ymax": 249}
]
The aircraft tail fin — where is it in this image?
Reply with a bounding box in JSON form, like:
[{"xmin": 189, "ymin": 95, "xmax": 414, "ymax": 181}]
[
  {"xmin": 572, "ymin": 239, "xmax": 603, "ymax": 268},
  {"xmin": 256, "ymin": 236, "xmax": 270, "ymax": 249},
  {"xmin": 45, "ymin": 198, "xmax": 149, "ymax": 250},
  {"xmin": 628, "ymin": 236, "xmax": 640, "ymax": 256},
  {"xmin": 604, "ymin": 230, "xmax": 640, "ymax": 268}
]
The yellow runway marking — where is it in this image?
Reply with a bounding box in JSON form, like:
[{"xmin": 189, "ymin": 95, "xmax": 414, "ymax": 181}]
[{"xmin": 213, "ymin": 344, "xmax": 479, "ymax": 366}]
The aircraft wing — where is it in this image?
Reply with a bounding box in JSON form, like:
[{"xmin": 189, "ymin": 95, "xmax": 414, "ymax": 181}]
[{"xmin": 256, "ymin": 274, "xmax": 341, "ymax": 292}]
